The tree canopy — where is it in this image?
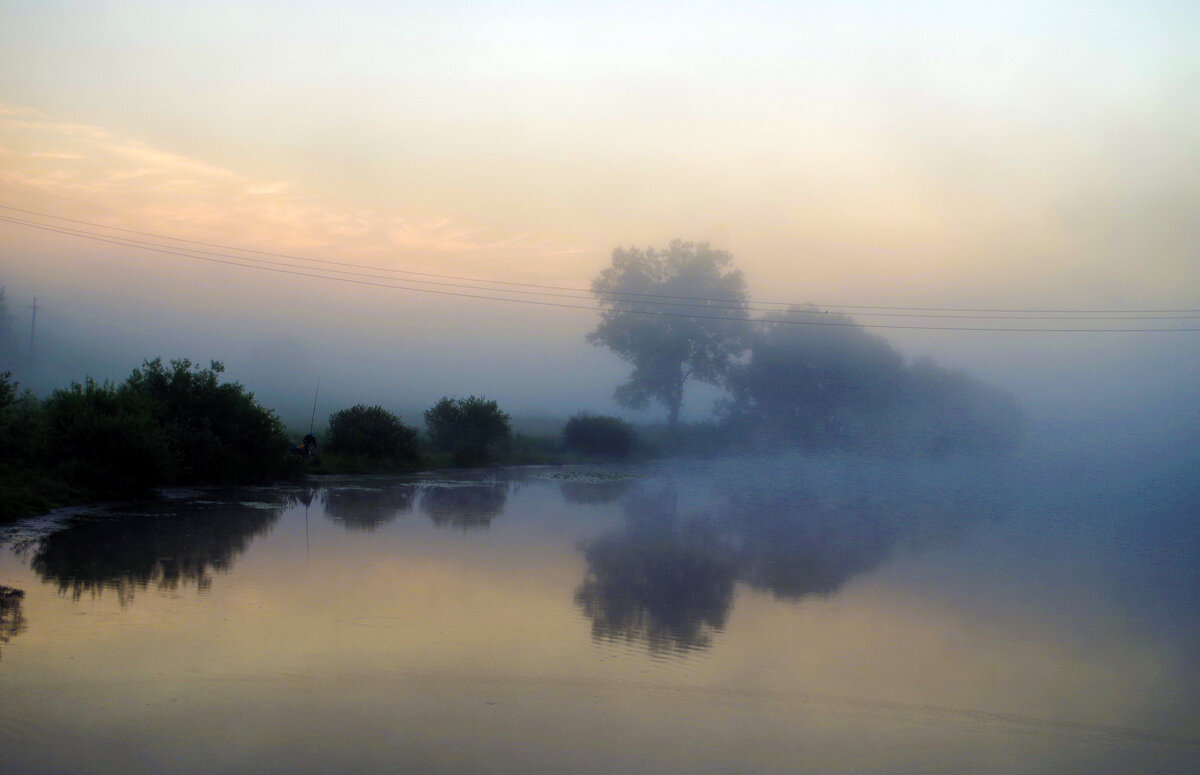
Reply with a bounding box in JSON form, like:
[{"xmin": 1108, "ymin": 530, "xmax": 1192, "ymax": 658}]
[
  {"xmin": 562, "ymin": 413, "xmax": 637, "ymax": 458},
  {"xmin": 326, "ymin": 404, "xmax": 419, "ymax": 462},
  {"xmin": 34, "ymin": 358, "xmax": 291, "ymax": 498},
  {"xmin": 424, "ymin": 395, "xmax": 511, "ymax": 466},
  {"xmin": 588, "ymin": 241, "xmax": 750, "ymax": 428},
  {"xmin": 724, "ymin": 306, "xmax": 907, "ymax": 449},
  {"xmin": 724, "ymin": 308, "xmax": 1023, "ymax": 454},
  {"xmin": 123, "ymin": 358, "xmax": 288, "ymax": 483}
]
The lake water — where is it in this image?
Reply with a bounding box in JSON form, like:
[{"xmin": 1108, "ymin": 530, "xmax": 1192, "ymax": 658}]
[{"xmin": 1, "ymin": 445, "xmax": 1198, "ymax": 774}]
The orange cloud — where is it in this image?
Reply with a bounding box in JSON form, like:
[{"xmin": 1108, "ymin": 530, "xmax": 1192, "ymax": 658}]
[{"xmin": 0, "ymin": 103, "xmax": 588, "ymax": 280}]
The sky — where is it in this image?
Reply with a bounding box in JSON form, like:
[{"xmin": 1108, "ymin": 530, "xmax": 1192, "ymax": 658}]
[{"xmin": 0, "ymin": 0, "xmax": 1197, "ymax": 424}]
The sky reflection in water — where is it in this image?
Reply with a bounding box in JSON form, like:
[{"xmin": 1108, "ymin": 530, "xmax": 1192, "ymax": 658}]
[{"xmin": 0, "ymin": 456, "xmax": 1197, "ymax": 774}]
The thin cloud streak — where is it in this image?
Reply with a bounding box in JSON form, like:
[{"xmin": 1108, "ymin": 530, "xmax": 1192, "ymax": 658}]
[{"xmin": 0, "ymin": 102, "xmax": 588, "ymax": 276}]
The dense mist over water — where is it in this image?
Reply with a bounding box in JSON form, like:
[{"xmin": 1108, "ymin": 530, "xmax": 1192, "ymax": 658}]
[
  {"xmin": 2, "ymin": 447, "xmax": 1197, "ymax": 772},
  {"xmin": 2, "ymin": 2, "xmax": 1197, "ymax": 771},
  {"xmin": 2, "ymin": 266, "xmax": 1197, "ymax": 439}
]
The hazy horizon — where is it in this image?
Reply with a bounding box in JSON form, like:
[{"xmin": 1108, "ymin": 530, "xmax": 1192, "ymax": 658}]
[{"xmin": 2, "ymin": 1, "xmax": 1197, "ymax": 435}]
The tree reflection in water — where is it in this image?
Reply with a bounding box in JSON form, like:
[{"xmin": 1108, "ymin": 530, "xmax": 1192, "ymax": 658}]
[
  {"xmin": 557, "ymin": 476, "xmax": 635, "ymax": 505},
  {"xmin": 322, "ymin": 484, "xmax": 417, "ymax": 531},
  {"xmin": 576, "ymin": 462, "xmax": 1009, "ymax": 654},
  {"xmin": 725, "ymin": 489, "xmax": 901, "ymax": 599},
  {"xmin": 22, "ymin": 491, "xmax": 291, "ymax": 605},
  {"xmin": 0, "ymin": 585, "xmax": 26, "ymax": 659},
  {"xmin": 575, "ymin": 491, "xmax": 736, "ymax": 654},
  {"xmin": 419, "ymin": 480, "xmax": 509, "ymax": 531}
]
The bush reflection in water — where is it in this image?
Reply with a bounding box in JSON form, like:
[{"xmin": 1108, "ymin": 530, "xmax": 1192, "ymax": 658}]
[
  {"xmin": 20, "ymin": 489, "xmax": 297, "ymax": 605},
  {"xmin": 0, "ymin": 585, "xmax": 26, "ymax": 659},
  {"xmin": 317, "ymin": 476, "xmax": 512, "ymax": 532},
  {"xmin": 13, "ymin": 461, "xmax": 1009, "ymax": 659},
  {"xmin": 418, "ymin": 479, "xmax": 509, "ymax": 531},
  {"xmin": 321, "ymin": 484, "xmax": 418, "ymax": 531}
]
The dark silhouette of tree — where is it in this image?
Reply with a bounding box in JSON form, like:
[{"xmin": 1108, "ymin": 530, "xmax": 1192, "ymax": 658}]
[
  {"xmin": 902, "ymin": 356, "xmax": 1024, "ymax": 456},
  {"xmin": 0, "ymin": 371, "xmax": 47, "ymax": 521},
  {"xmin": 326, "ymin": 404, "xmax": 419, "ymax": 462},
  {"xmin": 424, "ymin": 395, "xmax": 511, "ymax": 466},
  {"xmin": 322, "ymin": 484, "xmax": 417, "ymax": 531},
  {"xmin": 588, "ymin": 241, "xmax": 750, "ymax": 428},
  {"xmin": 724, "ymin": 307, "xmax": 1023, "ymax": 455},
  {"xmin": 40, "ymin": 377, "xmax": 170, "ymax": 497},
  {"xmin": 562, "ymin": 413, "xmax": 637, "ymax": 459},
  {"xmin": 0, "ymin": 370, "xmax": 16, "ymax": 409},
  {"xmin": 36, "ymin": 359, "xmax": 292, "ymax": 498},
  {"xmin": 419, "ymin": 481, "xmax": 508, "ymax": 530},
  {"xmin": 724, "ymin": 306, "xmax": 907, "ymax": 450},
  {"xmin": 123, "ymin": 358, "xmax": 291, "ymax": 483}
]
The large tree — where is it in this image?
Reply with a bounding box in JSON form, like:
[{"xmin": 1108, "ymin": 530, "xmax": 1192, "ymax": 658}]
[
  {"xmin": 724, "ymin": 306, "xmax": 907, "ymax": 449},
  {"xmin": 588, "ymin": 241, "xmax": 750, "ymax": 428},
  {"xmin": 724, "ymin": 306, "xmax": 1023, "ymax": 454}
]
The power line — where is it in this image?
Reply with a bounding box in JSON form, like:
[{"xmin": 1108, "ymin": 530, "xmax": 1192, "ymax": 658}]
[
  {"xmin": 6, "ymin": 214, "xmax": 1195, "ymax": 323},
  {"xmin": 2, "ymin": 210, "xmax": 1198, "ymax": 333},
  {"xmin": 4, "ymin": 203, "xmax": 1196, "ymax": 317}
]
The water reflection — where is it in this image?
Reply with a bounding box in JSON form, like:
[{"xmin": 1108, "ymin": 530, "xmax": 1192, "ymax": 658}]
[
  {"xmin": 21, "ymin": 492, "xmax": 290, "ymax": 605},
  {"xmin": 0, "ymin": 585, "xmax": 26, "ymax": 659},
  {"xmin": 322, "ymin": 484, "xmax": 417, "ymax": 531},
  {"xmin": 418, "ymin": 479, "xmax": 509, "ymax": 531},
  {"xmin": 576, "ymin": 462, "xmax": 1009, "ymax": 653},
  {"xmin": 724, "ymin": 488, "xmax": 902, "ymax": 599},
  {"xmin": 557, "ymin": 475, "xmax": 635, "ymax": 505},
  {"xmin": 575, "ymin": 490, "xmax": 735, "ymax": 654}
]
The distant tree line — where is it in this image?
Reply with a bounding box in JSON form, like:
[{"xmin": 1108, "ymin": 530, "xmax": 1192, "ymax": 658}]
[
  {"xmin": 0, "ymin": 237, "xmax": 1027, "ymax": 522},
  {"xmin": 562, "ymin": 413, "xmax": 637, "ymax": 459},
  {"xmin": 586, "ymin": 241, "xmax": 1023, "ymax": 455}
]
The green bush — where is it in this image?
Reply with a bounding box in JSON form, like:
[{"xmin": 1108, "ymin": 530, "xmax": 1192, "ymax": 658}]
[
  {"xmin": 424, "ymin": 395, "xmax": 511, "ymax": 466},
  {"xmin": 563, "ymin": 413, "xmax": 637, "ymax": 458},
  {"xmin": 40, "ymin": 378, "xmax": 169, "ymax": 497},
  {"xmin": 0, "ymin": 370, "xmax": 16, "ymax": 410},
  {"xmin": 0, "ymin": 371, "xmax": 36, "ymax": 468},
  {"xmin": 123, "ymin": 358, "xmax": 291, "ymax": 483},
  {"xmin": 326, "ymin": 404, "xmax": 419, "ymax": 462},
  {"xmin": 0, "ymin": 358, "xmax": 301, "ymax": 522}
]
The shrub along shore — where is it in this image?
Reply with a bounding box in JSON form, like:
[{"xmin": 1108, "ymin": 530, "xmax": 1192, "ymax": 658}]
[
  {"xmin": 2, "ymin": 347, "xmax": 1018, "ymax": 524},
  {"xmin": 0, "ymin": 360, "xmax": 635, "ymax": 523}
]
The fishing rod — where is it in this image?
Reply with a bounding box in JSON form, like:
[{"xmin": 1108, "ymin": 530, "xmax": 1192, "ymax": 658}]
[{"xmin": 309, "ymin": 378, "xmax": 321, "ymax": 435}]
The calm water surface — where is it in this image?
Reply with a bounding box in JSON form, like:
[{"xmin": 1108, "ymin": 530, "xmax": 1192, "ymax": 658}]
[{"xmin": 1, "ymin": 449, "xmax": 1197, "ymax": 774}]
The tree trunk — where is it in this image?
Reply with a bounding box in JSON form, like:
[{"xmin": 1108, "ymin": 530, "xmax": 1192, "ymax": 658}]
[{"xmin": 666, "ymin": 378, "xmax": 684, "ymax": 430}]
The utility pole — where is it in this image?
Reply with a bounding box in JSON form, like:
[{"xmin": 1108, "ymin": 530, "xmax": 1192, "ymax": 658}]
[{"xmin": 28, "ymin": 297, "xmax": 37, "ymax": 361}]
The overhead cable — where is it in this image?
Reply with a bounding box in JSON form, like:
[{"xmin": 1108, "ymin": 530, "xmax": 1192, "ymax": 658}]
[{"xmin": 2, "ymin": 209, "xmax": 1197, "ymax": 333}]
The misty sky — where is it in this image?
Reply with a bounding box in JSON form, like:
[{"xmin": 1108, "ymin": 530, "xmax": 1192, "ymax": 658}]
[{"xmin": 1, "ymin": 1, "xmax": 1197, "ymax": 425}]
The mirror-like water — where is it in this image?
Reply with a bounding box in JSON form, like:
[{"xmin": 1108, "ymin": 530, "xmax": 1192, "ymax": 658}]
[{"xmin": 1, "ymin": 449, "xmax": 1197, "ymax": 774}]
